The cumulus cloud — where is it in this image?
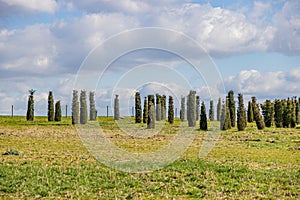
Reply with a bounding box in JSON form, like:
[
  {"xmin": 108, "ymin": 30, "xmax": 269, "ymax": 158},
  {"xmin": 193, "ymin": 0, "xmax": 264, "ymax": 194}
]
[
  {"xmin": 0, "ymin": 0, "xmax": 58, "ymax": 16},
  {"xmin": 223, "ymin": 67, "xmax": 300, "ymax": 101},
  {"xmin": 269, "ymin": 0, "xmax": 300, "ymax": 55}
]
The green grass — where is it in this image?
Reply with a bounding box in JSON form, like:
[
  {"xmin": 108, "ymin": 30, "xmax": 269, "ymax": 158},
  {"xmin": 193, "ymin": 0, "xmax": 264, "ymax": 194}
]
[{"xmin": 0, "ymin": 116, "xmax": 299, "ymax": 199}]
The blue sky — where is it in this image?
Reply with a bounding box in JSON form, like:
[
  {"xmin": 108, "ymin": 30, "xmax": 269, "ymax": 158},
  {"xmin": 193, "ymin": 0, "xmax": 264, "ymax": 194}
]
[{"xmin": 0, "ymin": 0, "xmax": 299, "ymax": 116}]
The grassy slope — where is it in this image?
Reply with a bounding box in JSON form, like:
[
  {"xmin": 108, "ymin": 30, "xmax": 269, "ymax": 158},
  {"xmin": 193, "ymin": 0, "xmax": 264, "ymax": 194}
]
[{"xmin": 0, "ymin": 116, "xmax": 299, "ymax": 199}]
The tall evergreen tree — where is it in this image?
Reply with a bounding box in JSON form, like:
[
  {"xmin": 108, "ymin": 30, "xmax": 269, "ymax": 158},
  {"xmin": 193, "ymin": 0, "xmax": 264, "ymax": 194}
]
[
  {"xmin": 274, "ymin": 99, "xmax": 283, "ymax": 128},
  {"xmin": 200, "ymin": 101, "xmax": 208, "ymax": 130},
  {"xmin": 114, "ymin": 95, "xmax": 120, "ymax": 120},
  {"xmin": 147, "ymin": 101, "xmax": 155, "ymax": 129},
  {"xmin": 55, "ymin": 100, "xmax": 62, "ymax": 122},
  {"xmin": 252, "ymin": 97, "xmax": 265, "ymax": 130},
  {"xmin": 89, "ymin": 91, "xmax": 97, "ymax": 121},
  {"xmin": 180, "ymin": 96, "xmax": 185, "ymax": 122},
  {"xmin": 168, "ymin": 96, "xmax": 174, "ymax": 124},
  {"xmin": 247, "ymin": 101, "xmax": 254, "ymax": 123},
  {"xmin": 216, "ymin": 97, "xmax": 221, "ymax": 121},
  {"xmin": 228, "ymin": 90, "xmax": 236, "ymax": 127},
  {"xmin": 26, "ymin": 89, "xmax": 36, "ymax": 121},
  {"xmin": 220, "ymin": 99, "xmax": 231, "ymax": 130},
  {"xmin": 156, "ymin": 94, "xmax": 162, "ymax": 121},
  {"xmin": 187, "ymin": 90, "xmax": 196, "ymax": 127},
  {"xmin": 143, "ymin": 97, "xmax": 148, "ymax": 124},
  {"xmin": 135, "ymin": 92, "xmax": 142, "ymax": 123},
  {"xmin": 296, "ymin": 98, "xmax": 300, "ymax": 124},
  {"xmin": 161, "ymin": 95, "xmax": 166, "ymax": 120},
  {"xmin": 237, "ymin": 93, "xmax": 247, "ymax": 131},
  {"xmin": 80, "ymin": 90, "xmax": 88, "ymax": 124},
  {"xmin": 291, "ymin": 99, "xmax": 296, "ymax": 128},
  {"xmin": 282, "ymin": 99, "xmax": 291, "ymax": 128},
  {"xmin": 72, "ymin": 90, "xmax": 79, "ymax": 124},
  {"xmin": 196, "ymin": 96, "xmax": 200, "ymax": 121},
  {"xmin": 261, "ymin": 100, "xmax": 274, "ymax": 127},
  {"xmin": 48, "ymin": 91, "xmax": 54, "ymax": 121},
  {"xmin": 225, "ymin": 98, "xmax": 232, "ymax": 130},
  {"xmin": 220, "ymin": 102, "xmax": 226, "ymax": 130},
  {"xmin": 209, "ymin": 100, "xmax": 214, "ymax": 121}
]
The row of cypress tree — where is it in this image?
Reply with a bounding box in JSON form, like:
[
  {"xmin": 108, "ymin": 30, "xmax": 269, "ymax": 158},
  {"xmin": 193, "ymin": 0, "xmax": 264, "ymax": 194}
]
[
  {"xmin": 26, "ymin": 89, "xmax": 62, "ymax": 122},
  {"xmin": 47, "ymin": 91, "xmax": 62, "ymax": 122},
  {"xmin": 134, "ymin": 92, "xmax": 173, "ymax": 129},
  {"xmin": 71, "ymin": 90, "xmax": 97, "ymax": 124}
]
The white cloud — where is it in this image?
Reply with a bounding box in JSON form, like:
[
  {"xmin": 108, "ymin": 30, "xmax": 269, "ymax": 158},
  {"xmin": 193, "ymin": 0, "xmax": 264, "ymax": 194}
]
[
  {"xmin": 0, "ymin": 0, "xmax": 58, "ymax": 13},
  {"xmin": 269, "ymin": 0, "xmax": 300, "ymax": 55},
  {"xmin": 223, "ymin": 67, "xmax": 300, "ymax": 100}
]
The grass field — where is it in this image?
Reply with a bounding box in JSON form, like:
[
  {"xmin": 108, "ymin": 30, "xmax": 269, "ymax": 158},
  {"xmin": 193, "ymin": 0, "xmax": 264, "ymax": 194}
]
[{"xmin": 0, "ymin": 116, "xmax": 299, "ymax": 199}]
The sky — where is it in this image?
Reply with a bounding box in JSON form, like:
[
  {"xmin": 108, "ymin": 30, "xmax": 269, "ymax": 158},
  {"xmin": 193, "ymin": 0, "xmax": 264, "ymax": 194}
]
[{"xmin": 0, "ymin": 0, "xmax": 300, "ymax": 116}]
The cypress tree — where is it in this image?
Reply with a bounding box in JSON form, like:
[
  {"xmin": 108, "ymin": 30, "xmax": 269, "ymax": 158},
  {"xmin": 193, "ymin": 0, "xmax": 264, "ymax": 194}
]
[
  {"xmin": 228, "ymin": 90, "xmax": 236, "ymax": 127},
  {"xmin": 252, "ymin": 97, "xmax": 265, "ymax": 130},
  {"xmin": 54, "ymin": 100, "xmax": 62, "ymax": 122},
  {"xmin": 156, "ymin": 94, "xmax": 162, "ymax": 121},
  {"xmin": 220, "ymin": 99, "xmax": 231, "ymax": 130},
  {"xmin": 220, "ymin": 101, "xmax": 225, "ymax": 130},
  {"xmin": 147, "ymin": 101, "xmax": 155, "ymax": 129},
  {"xmin": 187, "ymin": 90, "xmax": 196, "ymax": 127},
  {"xmin": 291, "ymin": 99, "xmax": 296, "ymax": 128},
  {"xmin": 80, "ymin": 90, "xmax": 88, "ymax": 124},
  {"xmin": 237, "ymin": 93, "xmax": 247, "ymax": 131},
  {"xmin": 143, "ymin": 97, "xmax": 148, "ymax": 124},
  {"xmin": 135, "ymin": 92, "xmax": 142, "ymax": 123},
  {"xmin": 274, "ymin": 99, "xmax": 283, "ymax": 128},
  {"xmin": 161, "ymin": 95, "xmax": 167, "ymax": 120},
  {"xmin": 209, "ymin": 100, "xmax": 214, "ymax": 121},
  {"xmin": 296, "ymin": 98, "xmax": 300, "ymax": 124},
  {"xmin": 26, "ymin": 89, "xmax": 36, "ymax": 121},
  {"xmin": 282, "ymin": 99, "xmax": 291, "ymax": 128},
  {"xmin": 200, "ymin": 101, "xmax": 208, "ymax": 130},
  {"xmin": 168, "ymin": 96, "xmax": 174, "ymax": 124},
  {"xmin": 216, "ymin": 97, "xmax": 221, "ymax": 121},
  {"xmin": 261, "ymin": 100, "xmax": 274, "ymax": 127},
  {"xmin": 72, "ymin": 90, "xmax": 79, "ymax": 124},
  {"xmin": 224, "ymin": 98, "xmax": 232, "ymax": 130},
  {"xmin": 89, "ymin": 91, "xmax": 97, "ymax": 121},
  {"xmin": 247, "ymin": 101, "xmax": 254, "ymax": 123},
  {"xmin": 48, "ymin": 91, "xmax": 54, "ymax": 121},
  {"xmin": 196, "ymin": 96, "xmax": 200, "ymax": 121},
  {"xmin": 180, "ymin": 96, "xmax": 185, "ymax": 122},
  {"xmin": 114, "ymin": 95, "xmax": 120, "ymax": 120}
]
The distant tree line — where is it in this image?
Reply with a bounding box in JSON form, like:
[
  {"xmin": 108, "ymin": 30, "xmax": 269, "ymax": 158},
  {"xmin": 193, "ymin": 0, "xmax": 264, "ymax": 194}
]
[{"xmin": 25, "ymin": 89, "xmax": 300, "ymax": 130}]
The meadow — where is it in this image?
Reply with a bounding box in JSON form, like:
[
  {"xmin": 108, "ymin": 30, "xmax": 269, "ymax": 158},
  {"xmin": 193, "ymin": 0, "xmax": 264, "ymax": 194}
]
[{"xmin": 0, "ymin": 116, "xmax": 299, "ymax": 199}]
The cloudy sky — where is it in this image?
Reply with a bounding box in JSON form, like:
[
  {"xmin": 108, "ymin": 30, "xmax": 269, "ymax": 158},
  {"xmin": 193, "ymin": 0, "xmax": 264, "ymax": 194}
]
[{"xmin": 0, "ymin": 0, "xmax": 300, "ymax": 116}]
